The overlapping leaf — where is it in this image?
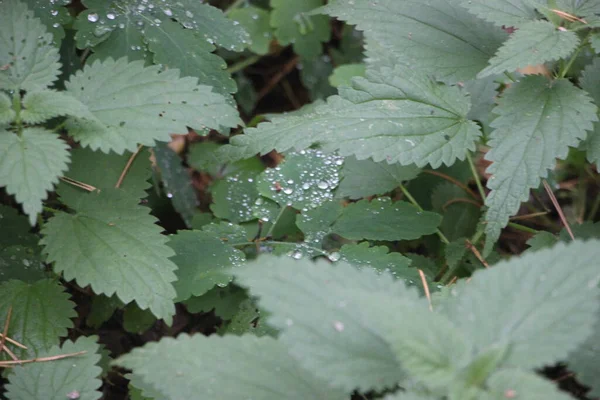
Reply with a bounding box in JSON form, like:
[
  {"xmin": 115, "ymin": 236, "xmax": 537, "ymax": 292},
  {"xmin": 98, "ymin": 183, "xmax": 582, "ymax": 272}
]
[
  {"xmin": 21, "ymin": 90, "xmax": 93, "ymax": 124},
  {"xmin": 0, "ymin": 128, "xmax": 70, "ymax": 225},
  {"xmin": 460, "ymin": 0, "xmax": 543, "ymax": 28},
  {"xmin": 220, "ymin": 66, "xmax": 482, "ymax": 168},
  {"xmin": 339, "ymin": 242, "xmax": 415, "ymax": 279},
  {"xmin": 483, "ymin": 77, "xmax": 597, "ymax": 252},
  {"xmin": 228, "ymin": 6, "xmax": 273, "ymax": 55},
  {"xmin": 115, "ymin": 334, "xmax": 346, "ymax": 400},
  {"xmin": 64, "ymin": 57, "xmax": 241, "ymax": 154},
  {"xmin": 41, "ymin": 189, "xmax": 178, "ymax": 322},
  {"xmin": 580, "ymin": 58, "xmax": 600, "ymax": 168},
  {"xmin": 0, "ymin": 92, "xmax": 15, "ymax": 124}
]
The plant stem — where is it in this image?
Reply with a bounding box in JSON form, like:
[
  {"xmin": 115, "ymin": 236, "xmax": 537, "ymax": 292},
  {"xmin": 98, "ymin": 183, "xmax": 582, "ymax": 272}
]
[
  {"xmin": 265, "ymin": 206, "xmax": 287, "ymax": 238},
  {"xmin": 43, "ymin": 206, "xmax": 60, "ymax": 214},
  {"xmin": 12, "ymin": 94, "xmax": 22, "ymax": 135},
  {"xmin": 398, "ymin": 183, "xmax": 450, "ymax": 245},
  {"xmin": 226, "ymin": 54, "xmax": 262, "ymax": 74},
  {"xmin": 224, "ymin": 0, "xmax": 246, "ymax": 15},
  {"xmin": 559, "ymin": 32, "xmax": 591, "ymax": 78},
  {"xmin": 507, "ymin": 222, "xmax": 538, "ymax": 235},
  {"xmin": 466, "ymin": 152, "xmax": 486, "ymax": 201}
]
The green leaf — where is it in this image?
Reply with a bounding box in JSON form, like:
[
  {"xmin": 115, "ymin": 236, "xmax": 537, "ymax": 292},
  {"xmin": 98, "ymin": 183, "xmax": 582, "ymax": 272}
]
[
  {"xmin": 485, "ymin": 369, "xmax": 574, "ymax": 400},
  {"xmin": 432, "ymin": 183, "xmax": 480, "ymax": 241},
  {"xmin": 464, "ymin": 76, "xmax": 499, "ymax": 126},
  {"xmin": 202, "ymin": 221, "xmax": 253, "ymax": 243},
  {"xmin": 20, "ymin": 0, "xmax": 71, "ymax": 43},
  {"xmin": 336, "ymin": 156, "xmax": 420, "ymax": 199},
  {"xmin": 295, "ymin": 199, "xmax": 343, "ymax": 246},
  {"xmin": 445, "ymin": 239, "xmax": 468, "ymax": 271},
  {"xmin": 168, "ymin": 230, "xmax": 246, "ymax": 302},
  {"xmin": 87, "ymin": 294, "xmax": 122, "ymax": 328},
  {"xmin": 256, "ymin": 150, "xmax": 343, "ymax": 211},
  {"xmin": 271, "ymin": 0, "xmax": 330, "ymax": 60},
  {"xmin": 0, "ymin": 245, "xmax": 46, "ymax": 283},
  {"xmin": 460, "ymin": 0, "xmax": 543, "ymax": 28},
  {"xmin": 339, "ymin": 242, "xmax": 415, "ymax": 278},
  {"xmin": 0, "ymin": 279, "xmax": 75, "ymax": 360},
  {"xmin": 568, "ymin": 308, "xmax": 600, "ymax": 397},
  {"xmin": 320, "ymin": 0, "xmax": 506, "ymax": 81},
  {"xmin": 526, "ymin": 231, "xmax": 558, "ymax": 252},
  {"xmin": 478, "ymin": 21, "xmax": 579, "ymax": 78},
  {"xmin": 154, "ymin": 143, "xmax": 197, "ymax": 227},
  {"xmin": 123, "ymin": 303, "xmax": 157, "ymax": 334},
  {"xmin": 5, "ymin": 336, "xmax": 102, "ymax": 400},
  {"xmin": 0, "ymin": 204, "xmax": 39, "ymax": 248},
  {"xmin": 41, "ymin": 189, "xmax": 178, "ymax": 323},
  {"xmin": 21, "ymin": 90, "xmax": 93, "ymax": 124},
  {"xmin": 329, "ymin": 63, "xmax": 366, "ymax": 88},
  {"xmin": 484, "ymin": 77, "xmax": 597, "ymax": 252},
  {"xmin": 0, "ymin": 128, "xmax": 70, "ymax": 225},
  {"xmin": 447, "ymin": 240, "xmax": 600, "ymax": 370},
  {"xmin": 555, "ymin": 0, "xmax": 600, "ymax": 16},
  {"xmin": 332, "ymin": 198, "xmax": 442, "ymax": 241},
  {"xmin": 220, "ymin": 66, "xmax": 482, "ymax": 168},
  {"xmin": 184, "ymin": 284, "xmax": 247, "ymax": 320},
  {"xmin": 64, "ymin": 57, "xmax": 241, "ymax": 154},
  {"xmin": 300, "ymin": 55, "xmax": 337, "ymax": 101},
  {"xmin": 580, "ymin": 58, "xmax": 600, "ymax": 168},
  {"xmin": 0, "ymin": 0, "xmax": 61, "ymax": 91},
  {"xmin": 591, "ymin": 33, "xmax": 600, "ymax": 53},
  {"xmin": 145, "ymin": 18, "xmax": 236, "ymax": 98},
  {"xmin": 114, "ymin": 334, "xmax": 346, "ymax": 400},
  {"xmin": 56, "ymin": 147, "xmax": 152, "ymax": 208},
  {"xmin": 223, "ymin": 298, "xmax": 276, "ymax": 337},
  {"xmin": 229, "ymin": 6, "xmax": 273, "ymax": 55},
  {"xmin": 234, "ymin": 256, "xmax": 415, "ymax": 391},
  {"xmin": 0, "ymin": 92, "xmax": 15, "ymax": 124}
]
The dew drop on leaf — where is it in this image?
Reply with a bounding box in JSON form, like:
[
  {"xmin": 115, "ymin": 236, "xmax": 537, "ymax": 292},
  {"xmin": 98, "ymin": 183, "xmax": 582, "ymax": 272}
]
[{"xmin": 87, "ymin": 13, "xmax": 99, "ymax": 22}]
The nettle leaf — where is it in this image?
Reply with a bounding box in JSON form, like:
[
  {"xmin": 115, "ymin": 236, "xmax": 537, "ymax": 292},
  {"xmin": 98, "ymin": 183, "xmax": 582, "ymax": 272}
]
[
  {"xmin": 447, "ymin": 240, "xmax": 600, "ymax": 370},
  {"xmin": 591, "ymin": 33, "xmax": 600, "ymax": 53},
  {"xmin": 0, "ymin": 128, "xmax": 70, "ymax": 225},
  {"xmin": 184, "ymin": 284, "xmax": 247, "ymax": 319},
  {"xmin": 56, "ymin": 147, "xmax": 152, "ymax": 207},
  {"xmin": 168, "ymin": 230, "xmax": 246, "ymax": 302},
  {"xmin": 0, "ymin": 245, "xmax": 46, "ymax": 283},
  {"xmin": 337, "ymin": 156, "xmax": 420, "ymax": 199},
  {"xmin": 555, "ymin": 0, "xmax": 600, "ymax": 16},
  {"xmin": 41, "ymin": 189, "xmax": 178, "ymax": 323},
  {"xmin": 0, "ymin": 279, "xmax": 76, "ymax": 360},
  {"xmin": 478, "ymin": 21, "xmax": 579, "ymax": 78},
  {"xmin": 229, "ymin": 6, "xmax": 273, "ymax": 56},
  {"xmin": 64, "ymin": 57, "xmax": 241, "ymax": 154},
  {"xmin": 486, "ymin": 369, "xmax": 574, "ymax": 400},
  {"xmin": 295, "ymin": 200, "xmax": 343, "ymax": 246},
  {"xmin": 234, "ymin": 256, "xmax": 419, "ymax": 392},
  {"xmin": 221, "ymin": 66, "xmax": 482, "ymax": 168},
  {"xmin": 0, "ymin": 204, "xmax": 39, "ymax": 248},
  {"xmin": 271, "ymin": 0, "xmax": 330, "ymax": 60},
  {"xmin": 20, "ymin": 0, "xmax": 72, "ymax": 43},
  {"xmin": 21, "ymin": 90, "xmax": 93, "ymax": 124},
  {"xmin": 0, "ymin": 92, "xmax": 15, "ymax": 124},
  {"xmin": 484, "ymin": 77, "xmax": 597, "ymax": 252},
  {"xmin": 123, "ymin": 303, "xmax": 156, "ymax": 334},
  {"xmin": 320, "ymin": 0, "xmax": 506, "ymax": 81},
  {"xmin": 256, "ymin": 150, "xmax": 343, "ymax": 211},
  {"xmin": 339, "ymin": 242, "xmax": 415, "ymax": 279},
  {"xmin": 580, "ymin": 58, "xmax": 600, "ymax": 169},
  {"xmin": 568, "ymin": 308, "xmax": 600, "ymax": 397},
  {"xmin": 0, "ymin": 0, "xmax": 61, "ymax": 91},
  {"xmin": 332, "ymin": 198, "xmax": 441, "ymax": 241},
  {"xmin": 460, "ymin": 0, "xmax": 543, "ymax": 28},
  {"xmin": 5, "ymin": 336, "xmax": 102, "ymax": 400},
  {"xmin": 115, "ymin": 334, "xmax": 346, "ymax": 400}
]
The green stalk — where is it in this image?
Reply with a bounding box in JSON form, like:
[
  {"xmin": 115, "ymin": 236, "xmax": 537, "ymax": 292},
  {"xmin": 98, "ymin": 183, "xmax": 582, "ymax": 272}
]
[
  {"xmin": 398, "ymin": 183, "xmax": 450, "ymax": 245},
  {"xmin": 226, "ymin": 54, "xmax": 262, "ymax": 74},
  {"xmin": 12, "ymin": 93, "xmax": 22, "ymax": 135},
  {"xmin": 466, "ymin": 152, "xmax": 486, "ymax": 201}
]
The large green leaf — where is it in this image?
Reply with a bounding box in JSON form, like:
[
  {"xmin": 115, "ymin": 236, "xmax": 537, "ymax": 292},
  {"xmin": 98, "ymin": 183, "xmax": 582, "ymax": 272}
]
[
  {"xmin": 555, "ymin": 0, "xmax": 600, "ymax": 16},
  {"xmin": 580, "ymin": 58, "xmax": 600, "ymax": 169},
  {"xmin": 5, "ymin": 336, "xmax": 102, "ymax": 400},
  {"xmin": 484, "ymin": 76, "xmax": 597, "ymax": 252},
  {"xmin": 229, "ymin": 6, "xmax": 273, "ymax": 56},
  {"xmin": 168, "ymin": 230, "xmax": 246, "ymax": 302},
  {"xmin": 114, "ymin": 334, "xmax": 346, "ymax": 400},
  {"xmin": 0, "ymin": 279, "xmax": 75, "ymax": 360},
  {"xmin": 20, "ymin": 90, "xmax": 94, "ymax": 124},
  {"xmin": 568, "ymin": 309, "xmax": 600, "ymax": 397},
  {"xmin": 446, "ymin": 240, "xmax": 600, "ymax": 370},
  {"xmin": 0, "ymin": 128, "xmax": 70, "ymax": 225},
  {"xmin": 41, "ymin": 189, "xmax": 178, "ymax": 323},
  {"xmin": 271, "ymin": 0, "xmax": 330, "ymax": 60},
  {"xmin": 0, "ymin": 0, "xmax": 61, "ymax": 91},
  {"xmin": 20, "ymin": 0, "xmax": 72, "ymax": 43},
  {"xmin": 220, "ymin": 66, "xmax": 482, "ymax": 168},
  {"xmin": 332, "ymin": 198, "xmax": 441, "ymax": 241},
  {"xmin": 64, "ymin": 57, "xmax": 241, "ymax": 154},
  {"xmin": 234, "ymin": 256, "xmax": 416, "ymax": 391},
  {"xmin": 478, "ymin": 21, "xmax": 579, "ymax": 78},
  {"xmin": 460, "ymin": 0, "xmax": 543, "ymax": 28},
  {"xmin": 320, "ymin": 0, "xmax": 506, "ymax": 82}
]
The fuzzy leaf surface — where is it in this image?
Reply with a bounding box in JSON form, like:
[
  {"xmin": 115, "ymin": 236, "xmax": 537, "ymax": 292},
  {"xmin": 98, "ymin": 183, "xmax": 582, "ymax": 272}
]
[
  {"xmin": 5, "ymin": 336, "xmax": 102, "ymax": 400},
  {"xmin": 485, "ymin": 369, "xmax": 574, "ymax": 400},
  {"xmin": 21, "ymin": 90, "xmax": 94, "ymax": 124},
  {"xmin": 229, "ymin": 6, "xmax": 273, "ymax": 55},
  {"xmin": 41, "ymin": 189, "xmax": 178, "ymax": 322},
  {"xmin": 460, "ymin": 0, "xmax": 543, "ymax": 28},
  {"xmin": 64, "ymin": 57, "xmax": 241, "ymax": 154},
  {"xmin": 221, "ymin": 66, "xmax": 482, "ymax": 168},
  {"xmin": 0, "ymin": 92, "xmax": 15, "ymax": 124},
  {"xmin": 0, "ymin": 279, "xmax": 75, "ymax": 360},
  {"xmin": 580, "ymin": 58, "xmax": 600, "ymax": 168},
  {"xmin": 234, "ymin": 256, "xmax": 417, "ymax": 391},
  {"xmin": 0, "ymin": 128, "xmax": 70, "ymax": 225},
  {"xmin": 115, "ymin": 334, "xmax": 346, "ymax": 400},
  {"xmin": 0, "ymin": 0, "xmax": 60, "ymax": 91},
  {"xmin": 478, "ymin": 21, "xmax": 579, "ymax": 78},
  {"xmin": 484, "ymin": 77, "xmax": 597, "ymax": 252}
]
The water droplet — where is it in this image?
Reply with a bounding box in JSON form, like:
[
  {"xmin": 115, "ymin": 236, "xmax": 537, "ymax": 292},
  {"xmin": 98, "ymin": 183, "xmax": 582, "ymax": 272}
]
[
  {"xmin": 333, "ymin": 321, "xmax": 345, "ymax": 332},
  {"xmin": 291, "ymin": 251, "xmax": 302, "ymax": 260},
  {"xmin": 87, "ymin": 13, "xmax": 99, "ymax": 22},
  {"xmin": 283, "ymin": 188, "xmax": 293, "ymax": 195},
  {"xmin": 50, "ymin": 9, "xmax": 58, "ymax": 16},
  {"xmin": 167, "ymin": 192, "xmax": 174, "ymax": 198},
  {"xmin": 163, "ymin": 8, "xmax": 173, "ymax": 17},
  {"xmin": 285, "ymin": 318, "xmax": 294, "ymax": 326},
  {"xmin": 317, "ymin": 181, "xmax": 329, "ymax": 190},
  {"xmin": 185, "ymin": 10, "xmax": 194, "ymax": 18},
  {"xmin": 328, "ymin": 252, "xmax": 341, "ymax": 262}
]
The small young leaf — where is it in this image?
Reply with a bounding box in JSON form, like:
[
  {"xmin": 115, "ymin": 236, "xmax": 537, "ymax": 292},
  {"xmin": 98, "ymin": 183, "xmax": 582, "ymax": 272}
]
[
  {"xmin": 114, "ymin": 334, "xmax": 347, "ymax": 400},
  {"xmin": 0, "ymin": 0, "xmax": 61, "ymax": 91},
  {"xmin": 64, "ymin": 57, "xmax": 241, "ymax": 154},
  {"xmin": 0, "ymin": 92, "xmax": 15, "ymax": 124},
  {"xmin": 484, "ymin": 77, "xmax": 597, "ymax": 252},
  {"xmin": 5, "ymin": 336, "xmax": 103, "ymax": 400},
  {"xmin": 21, "ymin": 90, "xmax": 93, "ymax": 124},
  {"xmin": 0, "ymin": 128, "xmax": 70, "ymax": 225},
  {"xmin": 0, "ymin": 279, "xmax": 76, "ymax": 360},
  {"xmin": 184, "ymin": 284, "xmax": 247, "ymax": 319},
  {"xmin": 295, "ymin": 200, "xmax": 343, "ymax": 246},
  {"xmin": 478, "ymin": 21, "xmax": 579, "ymax": 78},
  {"xmin": 228, "ymin": 6, "xmax": 273, "ymax": 55},
  {"xmin": 329, "ymin": 63, "xmax": 366, "ymax": 88},
  {"xmin": 41, "ymin": 189, "xmax": 178, "ymax": 323},
  {"xmin": 339, "ymin": 242, "xmax": 414, "ymax": 278}
]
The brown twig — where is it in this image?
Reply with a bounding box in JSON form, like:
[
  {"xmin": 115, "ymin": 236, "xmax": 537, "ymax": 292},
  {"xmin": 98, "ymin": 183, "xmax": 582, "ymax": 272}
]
[
  {"xmin": 116, "ymin": 145, "xmax": 144, "ymax": 188},
  {"xmin": 0, "ymin": 351, "xmax": 87, "ymax": 368},
  {"xmin": 0, "ymin": 306, "xmax": 12, "ymax": 355},
  {"xmin": 465, "ymin": 239, "xmax": 489, "ymax": 269},
  {"xmin": 60, "ymin": 176, "xmax": 97, "ymax": 192},
  {"xmin": 0, "ymin": 334, "xmax": 27, "ymax": 350},
  {"xmin": 509, "ymin": 211, "xmax": 550, "ymax": 221},
  {"xmin": 418, "ymin": 269, "xmax": 433, "ymax": 311},
  {"xmin": 422, "ymin": 170, "xmax": 480, "ymax": 200},
  {"xmin": 256, "ymin": 55, "xmax": 300, "ymax": 103},
  {"xmin": 543, "ymin": 179, "xmax": 575, "ymax": 240},
  {"xmin": 2, "ymin": 345, "xmax": 18, "ymax": 361}
]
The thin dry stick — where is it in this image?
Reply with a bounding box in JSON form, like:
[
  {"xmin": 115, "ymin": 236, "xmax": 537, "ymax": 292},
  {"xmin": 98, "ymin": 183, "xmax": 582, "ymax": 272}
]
[
  {"xmin": 418, "ymin": 269, "xmax": 433, "ymax": 311},
  {"xmin": 2, "ymin": 345, "xmax": 18, "ymax": 361},
  {"xmin": 60, "ymin": 176, "xmax": 97, "ymax": 192},
  {"xmin": 423, "ymin": 170, "xmax": 480, "ymax": 200},
  {"xmin": 543, "ymin": 179, "xmax": 575, "ymax": 240},
  {"xmin": 0, "ymin": 351, "xmax": 87, "ymax": 368},
  {"xmin": 551, "ymin": 9, "xmax": 587, "ymax": 23},
  {"xmin": 0, "ymin": 306, "xmax": 12, "ymax": 355},
  {"xmin": 442, "ymin": 197, "xmax": 482, "ymax": 211},
  {"xmin": 466, "ymin": 239, "xmax": 489, "ymax": 269},
  {"xmin": 0, "ymin": 334, "xmax": 26, "ymax": 350},
  {"xmin": 116, "ymin": 144, "xmax": 144, "ymax": 188},
  {"xmin": 509, "ymin": 211, "xmax": 549, "ymax": 221}
]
